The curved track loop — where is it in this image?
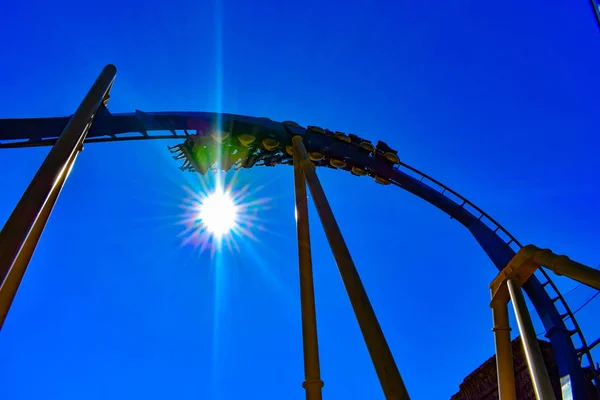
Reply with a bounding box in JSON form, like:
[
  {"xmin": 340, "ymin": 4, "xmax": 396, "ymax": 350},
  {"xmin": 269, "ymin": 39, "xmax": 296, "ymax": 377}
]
[
  {"xmin": 392, "ymin": 163, "xmax": 600, "ymax": 390},
  {"xmin": 0, "ymin": 109, "xmax": 597, "ymax": 397}
]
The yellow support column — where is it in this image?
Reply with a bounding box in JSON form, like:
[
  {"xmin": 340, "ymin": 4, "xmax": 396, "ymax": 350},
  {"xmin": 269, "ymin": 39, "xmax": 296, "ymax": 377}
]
[
  {"xmin": 0, "ymin": 65, "xmax": 116, "ymax": 329},
  {"xmin": 0, "ymin": 151, "xmax": 78, "ymax": 327},
  {"xmin": 490, "ymin": 245, "xmax": 600, "ymax": 400},
  {"xmin": 491, "ymin": 299, "xmax": 516, "ymax": 400},
  {"xmin": 507, "ymin": 278, "xmax": 556, "ymax": 400},
  {"xmin": 292, "ymin": 136, "xmax": 410, "ymax": 400},
  {"xmin": 293, "ymin": 141, "xmax": 324, "ymax": 400}
]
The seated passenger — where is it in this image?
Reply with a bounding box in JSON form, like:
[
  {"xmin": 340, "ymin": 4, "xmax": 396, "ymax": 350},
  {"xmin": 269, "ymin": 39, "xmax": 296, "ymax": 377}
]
[
  {"xmin": 193, "ymin": 146, "xmax": 215, "ymax": 175},
  {"xmin": 349, "ymin": 134, "xmax": 362, "ymax": 144},
  {"xmin": 267, "ymin": 155, "xmax": 284, "ymax": 166},
  {"xmin": 189, "ymin": 136, "xmax": 205, "ymax": 153},
  {"xmin": 242, "ymin": 152, "xmax": 260, "ymax": 168},
  {"xmin": 376, "ymin": 140, "xmax": 397, "ymax": 155},
  {"xmin": 220, "ymin": 145, "xmax": 243, "ymax": 172},
  {"xmin": 260, "ymin": 155, "xmax": 275, "ymax": 167}
]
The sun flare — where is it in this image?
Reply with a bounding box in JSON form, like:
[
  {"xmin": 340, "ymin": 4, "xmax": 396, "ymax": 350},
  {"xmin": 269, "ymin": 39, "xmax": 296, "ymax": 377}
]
[
  {"xmin": 198, "ymin": 189, "xmax": 238, "ymax": 237},
  {"xmin": 178, "ymin": 176, "xmax": 272, "ymax": 256}
]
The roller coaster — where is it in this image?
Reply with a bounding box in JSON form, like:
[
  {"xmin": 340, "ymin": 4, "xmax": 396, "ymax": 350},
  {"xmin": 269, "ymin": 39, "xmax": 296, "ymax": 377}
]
[
  {"xmin": 593, "ymin": 0, "xmax": 600, "ymax": 28},
  {"xmin": 1, "ymin": 66, "xmax": 599, "ymax": 400}
]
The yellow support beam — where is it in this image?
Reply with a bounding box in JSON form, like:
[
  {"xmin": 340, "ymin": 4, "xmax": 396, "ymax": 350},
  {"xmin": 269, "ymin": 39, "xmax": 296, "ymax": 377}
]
[
  {"xmin": 523, "ymin": 245, "xmax": 600, "ymax": 291},
  {"xmin": 488, "ymin": 244, "xmax": 600, "ymax": 400},
  {"xmin": 0, "ymin": 65, "xmax": 117, "ymax": 329},
  {"xmin": 491, "ymin": 299, "xmax": 516, "ymax": 400},
  {"xmin": 507, "ymin": 278, "xmax": 556, "ymax": 400},
  {"xmin": 293, "ymin": 140, "xmax": 324, "ymax": 400},
  {"xmin": 0, "ymin": 149, "xmax": 78, "ymax": 328},
  {"xmin": 490, "ymin": 245, "xmax": 600, "ymax": 306},
  {"xmin": 292, "ymin": 135, "xmax": 410, "ymax": 400}
]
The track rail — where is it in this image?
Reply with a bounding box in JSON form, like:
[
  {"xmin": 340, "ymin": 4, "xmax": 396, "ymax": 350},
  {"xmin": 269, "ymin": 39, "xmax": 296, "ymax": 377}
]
[
  {"xmin": 1, "ymin": 110, "xmax": 597, "ymax": 397},
  {"xmin": 393, "ymin": 162, "xmax": 600, "ymax": 389}
]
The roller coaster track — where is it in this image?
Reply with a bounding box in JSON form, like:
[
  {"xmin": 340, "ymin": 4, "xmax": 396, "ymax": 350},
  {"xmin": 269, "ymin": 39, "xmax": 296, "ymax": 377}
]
[
  {"xmin": 592, "ymin": 0, "xmax": 600, "ymax": 30},
  {"xmin": 1, "ymin": 109, "xmax": 598, "ymax": 398}
]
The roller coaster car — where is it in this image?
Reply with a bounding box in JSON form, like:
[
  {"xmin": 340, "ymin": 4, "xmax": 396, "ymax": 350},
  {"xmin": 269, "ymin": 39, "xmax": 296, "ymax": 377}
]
[
  {"xmin": 307, "ymin": 125, "xmax": 325, "ymax": 134},
  {"xmin": 262, "ymin": 154, "xmax": 287, "ymax": 167},
  {"xmin": 374, "ymin": 176, "xmax": 391, "ymax": 185},
  {"xmin": 226, "ymin": 145, "xmax": 255, "ymax": 171},
  {"xmin": 350, "ymin": 164, "xmax": 368, "ymax": 176},
  {"xmin": 192, "ymin": 148, "xmax": 215, "ymax": 175},
  {"xmin": 211, "ymin": 129, "xmax": 230, "ymax": 143},
  {"xmin": 283, "ymin": 120, "xmax": 300, "ymax": 128},
  {"xmin": 309, "ymin": 151, "xmax": 325, "ymax": 162},
  {"xmin": 238, "ymin": 133, "xmax": 256, "ymax": 147},
  {"xmin": 376, "ymin": 141, "xmax": 400, "ymax": 164},
  {"xmin": 190, "ymin": 139, "xmax": 243, "ymax": 174},
  {"xmin": 184, "ymin": 135, "xmax": 202, "ymax": 148},
  {"xmin": 334, "ymin": 131, "xmax": 351, "ymax": 143},
  {"xmin": 376, "ymin": 141, "xmax": 396, "ymax": 154},
  {"xmin": 262, "ymin": 137, "xmax": 280, "ymax": 151},
  {"xmin": 329, "ymin": 158, "xmax": 346, "ymax": 168},
  {"xmin": 348, "ymin": 134, "xmax": 362, "ymax": 144},
  {"xmin": 220, "ymin": 150, "xmax": 238, "ymax": 172},
  {"xmin": 240, "ymin": 152, "xmax": 260, "ymax": 169},
  {"xmin": 347, "ymin": 134, "xmax": 374, "ymax": 152}
]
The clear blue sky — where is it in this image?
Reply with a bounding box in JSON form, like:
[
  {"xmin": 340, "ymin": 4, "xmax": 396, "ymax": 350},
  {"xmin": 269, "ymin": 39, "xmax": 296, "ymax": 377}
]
[{"xmin": 1, "ymin": 1, "xmax": 599, "ymax": 399}]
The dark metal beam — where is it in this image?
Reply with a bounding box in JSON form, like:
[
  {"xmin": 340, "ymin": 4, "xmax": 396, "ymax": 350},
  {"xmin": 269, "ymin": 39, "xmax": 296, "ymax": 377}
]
[{"xmin": 0, "ymin": 65, "xmax": 117, "ymax": 329}]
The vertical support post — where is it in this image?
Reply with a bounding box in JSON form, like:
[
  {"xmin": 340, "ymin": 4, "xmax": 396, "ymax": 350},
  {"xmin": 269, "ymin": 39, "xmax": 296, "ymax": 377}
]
[
  {"xmin": 293, "ymin": 142, "xmax": 324, "ymax": 400},
  {"xmin": 0, "ymin": 64, "xmax": 117, "ymax": 329},
  {"xmin": 491, "ymin": 299, "xmax": 516, "ymax": 400},
  {"xmin": 507, "ymin": 278, "xmax": 556, "ymax": 400},
  {"xmin": 292, "ymin": 136, "xmax": 410, "ymax": 400}
]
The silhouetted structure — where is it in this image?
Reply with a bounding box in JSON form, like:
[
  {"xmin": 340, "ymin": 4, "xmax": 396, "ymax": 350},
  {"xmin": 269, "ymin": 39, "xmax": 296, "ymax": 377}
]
[
  {"xmin": 451, "ymin": 337, "xmax": 599, "ymax": 399},
  {"xmin": 1, "ymin": 65, "xmax": 599, "ymax": 399}
]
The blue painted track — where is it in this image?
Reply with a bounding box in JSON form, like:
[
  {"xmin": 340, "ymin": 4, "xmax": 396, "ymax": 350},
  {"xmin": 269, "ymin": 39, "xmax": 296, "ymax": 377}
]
[
  {"xmin": 0, "ymin": 108, "xmax": 597, "ymax": 398},
  {"xmin": 593, "ymin": 0, "xmax": 600, "ymax": 29}
]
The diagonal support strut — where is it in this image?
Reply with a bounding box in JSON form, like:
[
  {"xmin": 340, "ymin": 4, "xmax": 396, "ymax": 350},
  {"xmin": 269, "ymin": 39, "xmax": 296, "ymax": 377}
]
[
  {"xmin": 292, "ymin": 135, "xmax": 410, "ymax": 400},
  {"xmin": 0, "ymin": 64, "xmax": 117, "ymax": 329}
]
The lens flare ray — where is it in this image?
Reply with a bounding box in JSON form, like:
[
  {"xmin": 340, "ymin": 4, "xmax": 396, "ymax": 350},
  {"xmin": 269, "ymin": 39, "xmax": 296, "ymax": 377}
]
[{"xmin": 177, "ymin": 177, "xmax": 270, "ymax": 257}]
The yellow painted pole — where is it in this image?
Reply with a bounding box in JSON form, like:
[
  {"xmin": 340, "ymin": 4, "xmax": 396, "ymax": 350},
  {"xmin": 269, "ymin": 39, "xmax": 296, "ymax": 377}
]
[
  {"xmin": 0, "ymin": 65, "xmax": 116, "ymax": 329},
  {"xmin": 0, "ymin": 149, "xmax": 79, "ymax": 327},
  {"xmin": 507, "ymin": 278, "xmax": 556, "ymax": 400},
  {"xmin": 511, "ymin": 246, "xmax": 600, "ymax": 291},
  {"xmin": 293, "ymin": 142, "xmax": 324, "ymax": 400},
  {"xmin": 491, "ymin": 300, "xmax": 516, "ymax": 400},
  {"xmin": 533, "ymin": 251, "xmax": 600, "ymax": 291},
  {"xmin": 292, "ymin": 135, "xmax": 410, "ymax": 400}
]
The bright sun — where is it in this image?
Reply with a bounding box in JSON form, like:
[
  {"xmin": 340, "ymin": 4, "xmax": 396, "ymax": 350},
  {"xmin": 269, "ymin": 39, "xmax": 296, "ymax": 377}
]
[
  {"xmin": 198, "ymin": 189, "xmax": 239, "ymax": 237},
  {"xmin": 179, "ymin": 178, "xmax": 270, "ymax": 255}
]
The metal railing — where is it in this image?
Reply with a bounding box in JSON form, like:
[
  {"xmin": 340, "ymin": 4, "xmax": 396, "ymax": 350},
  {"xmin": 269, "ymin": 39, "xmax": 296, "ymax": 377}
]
[{"xmin": 392, "ymin": 162, "xmax": 600, "ymax": 388}]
